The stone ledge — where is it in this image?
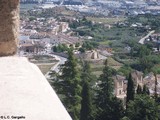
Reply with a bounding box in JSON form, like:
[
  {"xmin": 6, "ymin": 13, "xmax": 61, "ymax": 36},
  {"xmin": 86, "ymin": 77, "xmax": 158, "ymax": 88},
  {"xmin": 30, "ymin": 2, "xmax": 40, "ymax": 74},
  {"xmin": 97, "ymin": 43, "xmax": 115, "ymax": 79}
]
[{"xmin": 0, "ymin": 56, "xmax": 72, "ymax": 120}]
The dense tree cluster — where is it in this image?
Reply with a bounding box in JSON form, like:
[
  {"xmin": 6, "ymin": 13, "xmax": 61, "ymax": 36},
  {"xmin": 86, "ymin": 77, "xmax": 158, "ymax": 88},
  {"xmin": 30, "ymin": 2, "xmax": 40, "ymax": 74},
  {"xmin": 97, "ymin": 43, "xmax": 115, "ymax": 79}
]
[
  {"xmin": 128, "ymin": 14, "xmax": 160, "ymax": 31},
  {"xmin": 51, "ymin": 51, "xmax": 160, "ymax": 120},
  {"xmin": 52, "ymin": 41, "xmax": 99, "ymax": 53},
  {"xmin": 116, "ymin": 41, "xmax": 160, "ymax": 75},
  {"xmin": 125, "ymin": 95, "xmax": 160, "ymax": 120},
  {"xmin": 79, "ymin": 41, "xmax": 99, "ymax": 53},
  {"xmin": 52, "ymin": 44, "xmax": 70, "ymax": 53}
]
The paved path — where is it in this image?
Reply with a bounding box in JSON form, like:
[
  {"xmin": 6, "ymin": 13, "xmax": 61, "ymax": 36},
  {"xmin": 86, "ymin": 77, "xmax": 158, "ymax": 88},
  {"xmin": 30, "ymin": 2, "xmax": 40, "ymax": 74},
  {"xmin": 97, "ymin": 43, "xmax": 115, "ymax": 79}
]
[
  {"xmin": 139, "ymin": 30, "xmax": 155, "ymax": 44},
  {"xmin": 45, "ymin": 54, "xmax": 67, "ymax": 79}
]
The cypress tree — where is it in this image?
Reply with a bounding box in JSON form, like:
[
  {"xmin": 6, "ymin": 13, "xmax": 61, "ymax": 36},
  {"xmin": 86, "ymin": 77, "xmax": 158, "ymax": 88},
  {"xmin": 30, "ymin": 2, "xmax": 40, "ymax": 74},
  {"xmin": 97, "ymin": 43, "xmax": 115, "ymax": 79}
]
[
  {"xmin": 80, "ymin": 62, "xmax": 93, "ymax": 120},
  {"xmin": 126, "ymin": 73, "xmax": 135, "ymax": 103},
  {"xmin": 95, "ymin": 60, "xmax": 114, "ymax": 107},
  {"xmin": 80, "ymin": 81, "xmax": 92, "ymax": 120}
]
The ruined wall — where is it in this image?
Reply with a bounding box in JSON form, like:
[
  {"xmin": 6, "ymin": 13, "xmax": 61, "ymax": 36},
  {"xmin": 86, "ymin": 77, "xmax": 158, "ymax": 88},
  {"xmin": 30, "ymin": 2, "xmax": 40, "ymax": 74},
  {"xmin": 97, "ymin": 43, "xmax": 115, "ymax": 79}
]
[{"xmin": 0, "ymin": 0, "xmax": 19, "ymax": 56}]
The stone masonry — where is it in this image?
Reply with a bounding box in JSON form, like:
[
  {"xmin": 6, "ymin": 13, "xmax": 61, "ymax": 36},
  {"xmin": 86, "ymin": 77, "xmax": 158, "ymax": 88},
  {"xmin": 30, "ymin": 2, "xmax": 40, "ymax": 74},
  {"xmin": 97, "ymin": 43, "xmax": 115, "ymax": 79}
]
[{"xmin": 0, "ymin": 0, "xmax": 19, "ymax": 56}]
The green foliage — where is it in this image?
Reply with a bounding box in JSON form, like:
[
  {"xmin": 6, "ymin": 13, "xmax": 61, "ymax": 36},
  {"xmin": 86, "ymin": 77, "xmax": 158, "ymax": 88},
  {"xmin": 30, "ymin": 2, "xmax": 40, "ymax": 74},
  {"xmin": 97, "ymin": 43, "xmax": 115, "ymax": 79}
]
[
  {"xmin": 75, "ymin": 42, "xmax": 80, "ymax": 48},
  {"xmin": 126, "ymin": 95, "xmax": 160, "ymax": 120},
  {"xmin": 152, "ymin": 65, "xmax": 160, "ymax": 74},
  {"xmin": 95, "ymin": 96, "xmax": 124, "ymax": 120},
  {"xmin": 69, "ymin": 18, "xmax": 92, "ymax": 29},
  {"xmin": 80, "ymin": 62, "xmax": 93, "ymax": 120},
  {"xmin": 79, "ymin": 47, "xmax": 85, "ymax": 53},
  {"xmin": 81, "ymin": 41, "xmax": 99, "ymax": 51},
  {"xmin": 95, "ymin": 60, "xmax": 124, "ymax": 120},
  {"xmin": 70, "ymin": 15, "xmax": 149, "ymax": 53},
  {"xmin": 95, "ymin": 60, "xmax": 115, "ymax": 101},
  {"xmin": 131, "ymin": 54, "xmax": 160, "ymax": 74},
  {"xmin": 29, "ymin": 16, "xmax": 36, "ymax": 21},
  {"xmin": 128, "ymin": 43, "xmax": 151, "ymax": 58},
  {"xmin": 78, "ymin": 41, "xmax": 99, "ymax": 53},
  {"xmin": 118, "ymin": 65, "xmax": 132, "ymax": 76},
  {"xmin": 108, "ymin": 97, "xmax": 125, "ymax": 120},
  {"xmin": 81, "ymin": 62, "xmax": 92, "ymax": 81},
  {"xmin": 53, "ymin": 44, "xmax": 69, "ymax": 52},
  {"xmin": 128, "ymin": 44, "xmax": 160, "ymax": 73},
  {"xmin": 126, "ymin": 73, "xmax": 135, "ymax": 103},
  {"xmin": 156, "ymin": 97, "xmax": 160, "ymax": 104},
  {"xmin": 137, "ymin": 45, "xmax": 151, "ymax": 58},
  {"xmin": 54, "ymin": 51, "xmax": 81, "ymax": 120},
  {"xmin": 80, "ymin": 81, "xmax": 92, "ymax": 120},
  {"xmin": 128, "ymin": 14, "xmax": 160, "ymax": 31},
  {"xmin": 139, "ymin": 56, "xmax": 153, "ymax": 73}
]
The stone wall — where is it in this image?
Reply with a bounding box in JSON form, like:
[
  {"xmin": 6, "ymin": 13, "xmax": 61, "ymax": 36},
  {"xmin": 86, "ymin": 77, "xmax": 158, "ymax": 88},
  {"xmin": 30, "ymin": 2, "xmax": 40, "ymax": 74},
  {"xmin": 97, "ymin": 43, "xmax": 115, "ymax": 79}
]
[
  {"xmin": 0, "ymin": 56, "xmax": 72, "ymax": 120},
  {"xmin": 0, "ymin": 0, "xmax": 19, "ymax": 56}
]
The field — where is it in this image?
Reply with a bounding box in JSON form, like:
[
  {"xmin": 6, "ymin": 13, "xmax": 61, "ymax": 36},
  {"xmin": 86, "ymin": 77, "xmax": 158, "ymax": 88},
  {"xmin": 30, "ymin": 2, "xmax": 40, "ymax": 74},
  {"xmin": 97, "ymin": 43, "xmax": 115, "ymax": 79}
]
[
  {"xmin": 61, "ymin": 10, "xmax": 77, "ymax": 16},
  {"xmin": 29, "ymin": 55, "xmax": 58, "ymax": 75},
  {"xmin": 108, "ymin": 57, "xmax": 122, "ymax": 70},
  {"xmin": 37, "ymin": 63, "xmax": 56, "ymax": 75},
  {"xmin": 90, "ymin": 57, "xmax": 122, "ymax": 77},
  {"xmin": 86, "ymin": 17, "xmax": 126, "ymax": 24},
  {"xmin": 76, "ymin": 21, "xmax": 144, "ymax": 53},
  {"xmin": 99, "ymin": 41, "xmax": 111, "ymax": 45}
]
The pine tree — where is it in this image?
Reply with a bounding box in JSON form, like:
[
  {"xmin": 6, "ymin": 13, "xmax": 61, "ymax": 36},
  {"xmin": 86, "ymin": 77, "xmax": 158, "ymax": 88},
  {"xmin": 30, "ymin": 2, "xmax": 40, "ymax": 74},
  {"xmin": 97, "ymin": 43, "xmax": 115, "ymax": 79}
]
[
  {"xmin": 110, "ymin": 97, "xmax": 125, "ymax": 120},
  {"xmin": 95, "ymin": 60, "xmax": 114, "ymax": 108},
  {"xmin": 136, "ymin": 84, "xmax": 142, "ymax": 94},
  {"xmin": 126, "ymin": 73, "xmax": 135, "ymax": 103},
  {"xmin": 80, "ymin": 62, "xmax": 93, "ymax": 120},
  {"xmin": 95, "ymin": 59, "xmax": 124, "ymax": 120},
  {"xmin": 54, "ymin": 50, "xmax": 82, "ymax": 120}
]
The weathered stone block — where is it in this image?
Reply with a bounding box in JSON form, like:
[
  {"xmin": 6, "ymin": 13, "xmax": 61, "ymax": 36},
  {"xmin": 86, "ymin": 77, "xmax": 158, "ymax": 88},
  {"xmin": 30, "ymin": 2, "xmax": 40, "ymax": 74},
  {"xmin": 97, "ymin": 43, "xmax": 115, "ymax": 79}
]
[{"xmin": 0, "ymin": 0, "xmax": 19, "ymax": 56}]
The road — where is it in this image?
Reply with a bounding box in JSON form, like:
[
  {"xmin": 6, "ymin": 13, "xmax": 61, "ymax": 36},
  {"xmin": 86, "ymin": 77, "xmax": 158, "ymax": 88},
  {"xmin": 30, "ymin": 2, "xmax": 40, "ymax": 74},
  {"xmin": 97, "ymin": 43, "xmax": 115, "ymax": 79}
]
[
  {"xmin": 45, "ymin": 54, "xmax": 67, "ymax": 79},
  {"xmin": 51, "ymin": 55, "xmax": 67, "ymax": 73},
  {"xmin": 139, "ymin": 30, "xmax": 155, "ymax": 44}
]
